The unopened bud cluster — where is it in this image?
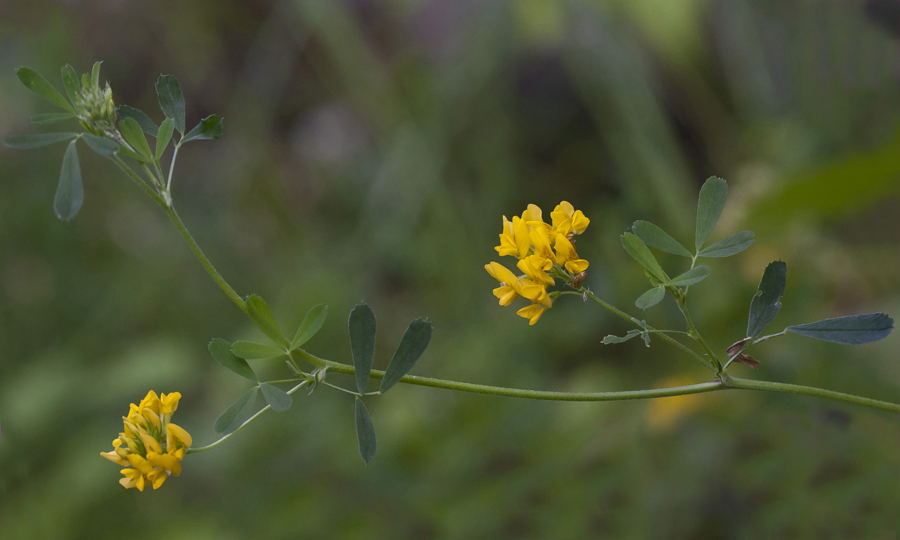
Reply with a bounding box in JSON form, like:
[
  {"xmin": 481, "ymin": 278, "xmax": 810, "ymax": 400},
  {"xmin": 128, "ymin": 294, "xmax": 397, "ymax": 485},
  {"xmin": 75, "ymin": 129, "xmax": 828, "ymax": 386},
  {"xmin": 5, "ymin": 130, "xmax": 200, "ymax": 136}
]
[{"xmin": 75, "ymin": 73, "xmax": 117, "ymax": 136}]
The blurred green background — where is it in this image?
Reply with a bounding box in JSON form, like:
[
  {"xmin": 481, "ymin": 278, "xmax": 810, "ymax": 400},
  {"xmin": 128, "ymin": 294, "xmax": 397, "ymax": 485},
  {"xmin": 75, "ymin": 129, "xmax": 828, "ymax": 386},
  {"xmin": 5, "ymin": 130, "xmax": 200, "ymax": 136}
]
[{"xmin": 2, "ymin": 0, "xmax": 900, "ymax": 538}]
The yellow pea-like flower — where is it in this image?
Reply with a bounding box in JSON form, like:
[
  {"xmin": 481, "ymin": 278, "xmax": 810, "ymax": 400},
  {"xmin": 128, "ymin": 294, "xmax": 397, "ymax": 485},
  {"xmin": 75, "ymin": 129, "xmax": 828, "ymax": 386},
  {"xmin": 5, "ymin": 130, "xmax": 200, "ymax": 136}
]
[
  {"xmin": 101, "ymin": 390, "xmax": 191, "ymax": 491},
  {"xmin": 495, "ymin": 215, "xmax": 531, "ymax": 259}
]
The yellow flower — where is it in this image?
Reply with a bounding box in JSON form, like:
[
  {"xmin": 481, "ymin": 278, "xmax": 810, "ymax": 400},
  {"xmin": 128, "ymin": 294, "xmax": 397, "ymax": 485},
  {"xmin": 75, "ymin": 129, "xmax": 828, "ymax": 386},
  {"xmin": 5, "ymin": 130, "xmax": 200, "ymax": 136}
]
[
  {"xmin": 495, "ymin": 215, "xmax": 530, "ymax": 259},
  {"xmin": 553, "ymin": 234, "xmax": 589, "ymax": 274},
  {"xmin": 550, "ymin": 201, "xmax": 590, "ymax": 236},
  {"xmin": 485, "ymin": 262, "xmax": 523, "ymax": 306},
  {"xmin": 516, "ymin": 303, "xmax": 549, "ymax": 325},
  {"xmin": 486, "ymin": 201, "xmax": 591, "ymax": 325},
  {"xmin": 101, "ymin": 390, "xmax": 191, "ymax": 491}
]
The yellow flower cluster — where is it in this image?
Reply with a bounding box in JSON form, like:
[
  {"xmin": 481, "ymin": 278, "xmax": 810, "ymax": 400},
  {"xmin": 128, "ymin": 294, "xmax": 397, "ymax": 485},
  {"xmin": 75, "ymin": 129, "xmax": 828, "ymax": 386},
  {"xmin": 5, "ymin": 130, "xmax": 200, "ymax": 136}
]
[
  {"xmin": 485, "ymin": 201, "xmax": 590, "ymax": 325},
  {"xmin": 100, "ymin": 390, "xmax": 192, "ymax": 491}
]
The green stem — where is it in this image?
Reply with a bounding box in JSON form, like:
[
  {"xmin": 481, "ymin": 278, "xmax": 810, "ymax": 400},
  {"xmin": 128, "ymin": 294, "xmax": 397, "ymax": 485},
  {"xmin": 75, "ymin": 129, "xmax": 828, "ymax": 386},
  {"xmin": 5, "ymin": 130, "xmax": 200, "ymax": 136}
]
[
  {"xmin": 675, "ymin": 294, "xmax": 723, "ymax": 372},
  {"xmin": 186, "ymin": 380, "xmax": 311, "ymax": 454},
  {"xmin": 293, "ymin": 349, "xmax": 724, "ymax": 401},
  {"xmin": 162, "ymin": 204, "xmax": 247, "ymax": 313},
  {"xmin": 579, "ymin": 289, "xmax": 716, "ymax": 372},
  {"xmin": 166, "ymin": 143, "xmax": 181, "ymax": 191},
  {"xmin": 112, "ymin": 156, "xmax": 166, "ymax": 207},
  {"xmin": 725, "ymin": 376, "xmax": 900, "ymax": 414}
]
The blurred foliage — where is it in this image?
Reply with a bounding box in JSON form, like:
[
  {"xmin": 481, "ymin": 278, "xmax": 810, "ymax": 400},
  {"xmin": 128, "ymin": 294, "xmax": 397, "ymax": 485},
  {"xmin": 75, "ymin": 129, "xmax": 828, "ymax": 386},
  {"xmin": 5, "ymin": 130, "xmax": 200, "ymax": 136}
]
[{"xmin": 2, "ymin": 0, "xmax": 900, "ymax": 538}]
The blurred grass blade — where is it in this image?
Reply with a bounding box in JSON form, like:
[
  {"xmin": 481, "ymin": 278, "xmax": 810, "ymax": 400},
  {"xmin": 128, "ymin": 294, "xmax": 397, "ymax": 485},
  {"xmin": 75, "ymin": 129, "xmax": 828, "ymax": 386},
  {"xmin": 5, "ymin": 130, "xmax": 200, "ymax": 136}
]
[
  {"xmin": 260, "ymin": 383, "xmax": 292, "ymax": 412},
  {"xmin": 209, "ymin": 338, "xmax": 257, "ymax": 381},
  {"xmin": 246, "ymin": 294, "xmax": 285, "ymax": 345},
  {"xmin": 4, "ymin": 132, "xmax": 78, "ymax": 149},
  {"xmin": 380, "ymin": 318, "xmax": 432, "ymax": 393},
  {"xmin": 31, "ymin": 112, "xmax": 76, "ymax": 125},
  {"xmin": 155, "ymin": 75, "xmax": 186, "ymax": 134},
  {"xmin": 214, "ymin": 387, "xmax": 258, "ymax": 433},
  {"xmin": 182, "ymin": 115, "xmax": 224, "ymax": 142},
  {"xmin": 54, "ymin": 140, "xmax": 83, "ymax": 221},
  {"xmin": 119, "ymin": 117, "xmax": 154, "ymax": 161},
  {"xmin": 632, "ymin": 220, "xmax": 692, "ymax": 257},
  {"xmin": 15, "ymin": 67, "xmax": 74, "ymax": 112},
  {"xmin": 349, "ymin": 303, "xmax": 376, "ymax": 393},
  {"xmin": 698, "ymin": 231, "xmax": 754, "ymax": 258},
  {"xmin": 354, "ymin": 397, "xmax": 376, "ymax": 464},
  {"xmin": 118, "ymin": 105, "xmax": 159, "ymax": 137},
  {"xmin": 231, "ymin": 341, "xmax": 285, "ymax": 360},
  {"xmin": 635, "ymin": 287, "xmax": 665, "ymax": 310},
  {"xmin": 291, "ymin": 304, "xmax": 328, "ymax": 350},
  {"xmin": 669, "ymin": 265, "xmax": 710, "ymax": 287},
  {"xmin": 695, "ymin": 176, "xmax": 728, "ymax": 250},
  {"xmin": 81, "ymin": 133, "xmax": 119, "ymax": 157},
  {"xmin": 621, "ymin": 233, "xmax": 668, "ymax": 283},
  {"xmin": 786, "ymin": 313, "xmax": 894, "ymax": 345},
  {"xmin": 747, "ymin": 261, "xmax": 786, "ymax": 338},
  {"xmin": 60, "ymin": 65, "xmax": 80, "ymax": 104},
  {"xmin": 156, "ymin": 117, "xmax": 175, "ymax": 159}
]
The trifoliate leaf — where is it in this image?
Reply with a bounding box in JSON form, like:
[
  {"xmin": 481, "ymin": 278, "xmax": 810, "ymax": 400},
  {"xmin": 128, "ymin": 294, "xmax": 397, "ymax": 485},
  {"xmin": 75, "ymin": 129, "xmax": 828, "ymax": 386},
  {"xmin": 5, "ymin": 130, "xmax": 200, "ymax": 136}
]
[
  {"xmin": 155, "ymin": 75, "xmax": 186, "ymax": 134},
  {"xmin": 15, "ymin": 67, "xmax": 74, "ymax": 112},
  {"xmin": 632, "ymin": 220, "xmax": 692, "ymax": 257},
  {"xmin": 260, "ymin": 383, "xmax": 292, "ymax": 412},
  {"xmin": 214, "ymin": 387, "xmax": 258, "ymax": 433},
  {"xmin": 698, "ymin": 230, "xmax": 754, "ymax": 258},
  {"xmin": 354, "ymin": 397, "xmax": 377, "ymax": 464},
  {"xmin": 246, "ymin": 294, "xmax": 285, "ymax": 345},
  {"xmin": 747, "ymin": 261, "xmax": 786, "ymax": 338},
  {"xmin": 182, "ymin": 115, "xmax": 223, "ymax": 143},
  {"xmin": 669, "ymin": 265, "xmax": 710, "ymax": 287},
  {"xmin": 786, "ymin": 313, "xmax": 893, "ymax": 345},
  {"xmin": 291, "ymin": 304, "xmax": 328, "ymax": 350},
  {"xmin": 349, "ymin": 303, "xmax": 377, "ymax": 394},
  {"xmin": 54, "ymin": 140, "xmax": 83, "ymax": 221},
  {"xmin": 380, "ymin": 318, "xmax": 433, "ymax": 393},
  {"xmin": 695, "ymin": 176, "xmax": 728, "ymax": 250},
  {"xmin": 621, "ymin": 233, "xmax": 668, "ymax": 283},
  {"xmin": 601, "ymin": 329, "xmax": 642, "ymax": 344},
  {"xmin": 635, "ymin": 286, "xmax": 665, "ymax": 310},
  {"xmin": 209, "ymin": 338, "xmax": 257, "ymax": 381}
]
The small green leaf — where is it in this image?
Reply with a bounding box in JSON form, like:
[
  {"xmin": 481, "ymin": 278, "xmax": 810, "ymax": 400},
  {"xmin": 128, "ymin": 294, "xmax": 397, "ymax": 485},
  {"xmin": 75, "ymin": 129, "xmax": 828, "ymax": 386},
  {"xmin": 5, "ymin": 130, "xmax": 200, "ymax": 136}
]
[
  {"xmin": 380, "ymin": 318, "xmax": 433, "ymax": 393},
  {"xmin": 214, "ymin": 387, "xmax": 258, "ymax": 433},
  {"xmin": 156, "ymin": 117, "xmax": 174, "ymax": 159},
  {"xmin": 54, "ymin": 140, "xmax": 83, "ymax": 222},
  {"xmin": 786, "ymin": 313, "xmax": 893, "ymax": 345},
  {"xmin": 60, "ymin": 65, "xmax": 80, "ymax": 105},
  {"xmin": 81, "ymin": 133, "xmax": 119, "ymax": 157},
  {"xmin": 354, "ymin": 397, "xmax": 377, "ymax": 464},
  {"xmin": 698, "ymin": 231, "xmax": 755, "ymax": 258},
  {"xmin": 349, "ymin": 304, "xmax": 377, "ymax": 393},
  {"xmin": 155, "ymin": 75, "xmax": 186, "ymax": 134},
  {"xmin": 182, "ymin": 115, "xmax": 224, "ymax": 143},
  {"xmin": 260, "ymin": 383, "xmax": 292, "ymax": 412},
  {"xmin": 635, "ymin": 287, "xmax": 665, "ymax": 310},
  {"xmin": 231, "ymin": 341, "xmax": 286, "ymax": 360},
  {"xmin": 209, "ymin": 338, "xmax": 257, "ymax": 381},
  {"xmin": 90, "ymin": 61, "xmax": 102, "ymax": 89},
  {"xmin": 747, "ymin": 261, "xmax": 787, "ymax": 338},
  {"xmin": 115, "ymin": 144, "xmax": 148, "ymax": 163},
  {"xmin": 601, "ymin": 329, "xmax": 642, "ymax": 344},
  {"xmin": 669, "ymin": 265, "xmax": 710, "ymax": 287},
  {"xmin": 641, "ymin": 331, "xmax": 651, "ymax": 347},
  {"xmin": 621, "ymin": 233, "xmax": 668, "ymax": 283},
  {"xmin": 291, "ymin": 304, "xmax": 328, "ymax": 350},
  {"xmin": 31, "ymin": 112, "xmax": 76, "ymax": 125},
  {"xmin": 119, "ymin": 117, "xmax": 153, "ymax": 160},
  {"xmin": 246, "ymin": 294, "xmax": 285, "ymax": 345},
  {"xmin": 695, "ymin": 176, "xmax": 728, "ymax": 250},
  {"xmin": 632, "ymin": 220, "xmax": 692, "ymax": 258},
  {"xmin": 15, "ymin": 67, "xmax": 74, "ymax": 112},
  {"xmin": 4, "ymin": 132, "xmax": 78, "ymax": 149},
  {"xmin": 117, "ymin": 105, "xmax": 159, "ymax": 137}
]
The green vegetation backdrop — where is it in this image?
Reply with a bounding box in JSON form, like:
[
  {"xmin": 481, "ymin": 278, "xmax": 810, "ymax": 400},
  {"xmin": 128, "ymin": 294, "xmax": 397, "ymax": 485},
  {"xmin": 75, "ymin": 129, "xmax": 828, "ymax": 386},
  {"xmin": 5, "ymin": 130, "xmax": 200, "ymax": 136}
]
[{"xmin": 2, "ymin": 0, "xmax": 900, "ymax": 538}]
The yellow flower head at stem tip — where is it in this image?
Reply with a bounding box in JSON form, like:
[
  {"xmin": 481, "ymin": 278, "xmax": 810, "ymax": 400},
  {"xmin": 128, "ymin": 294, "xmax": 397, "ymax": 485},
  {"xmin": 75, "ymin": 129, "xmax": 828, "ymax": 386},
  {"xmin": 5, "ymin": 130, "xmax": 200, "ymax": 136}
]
[
  {"xmin": 485, "ymin": 201, "xmax": 591, "ymax": 325},
  {"xmin": 101, "ymin": 390, "xmax": 191, "ymax": 491}
]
